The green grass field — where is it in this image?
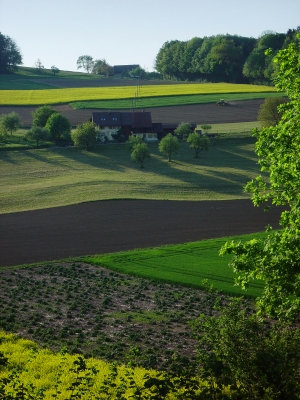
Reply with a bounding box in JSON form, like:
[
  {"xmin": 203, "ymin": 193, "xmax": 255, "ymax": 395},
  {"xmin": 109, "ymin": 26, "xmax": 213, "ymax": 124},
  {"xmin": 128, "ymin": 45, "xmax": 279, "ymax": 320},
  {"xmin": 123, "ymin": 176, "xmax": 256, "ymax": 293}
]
[
  {"xmin": 71, "ymin": 92, "xmax": 284, "ymax": 109},
  {"xmin": 0, "ymin": 135, "xmax": 260, "ymax": 214},
  {"xmin": 86, "ymin": 231, "xmax": 267, "ymax": 298},
  {"xmin": 0, "ymin": 82, "xmax": 278, "ymax": 106}
]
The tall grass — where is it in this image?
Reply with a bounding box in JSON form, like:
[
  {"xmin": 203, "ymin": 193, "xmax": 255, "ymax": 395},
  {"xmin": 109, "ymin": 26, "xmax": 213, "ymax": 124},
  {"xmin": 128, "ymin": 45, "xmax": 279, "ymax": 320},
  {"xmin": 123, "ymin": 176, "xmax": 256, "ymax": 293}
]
[{"xmin": 0, "ymin": 83, "xmax": 277, "ymax": 106}]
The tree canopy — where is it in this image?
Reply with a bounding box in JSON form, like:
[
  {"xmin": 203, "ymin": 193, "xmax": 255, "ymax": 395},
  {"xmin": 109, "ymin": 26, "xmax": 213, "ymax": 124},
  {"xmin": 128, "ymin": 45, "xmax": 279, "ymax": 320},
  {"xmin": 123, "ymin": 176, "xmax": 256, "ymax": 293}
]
[
  {"xmin": 187, "ymin": 133, "xmax": 210, "ymax": 158},
  {"xmin": 77, "ymin": 55, "xmax": 94, "ymax": 73},
  {"xmin": 32, "ymin": 106, "xmax": 58, "ymax": 128},
  {"xmin": 155, "ymin": 28, "xmax": 300, "ymax": 83},
  {"xmin": 92, "ymin": 59, "xmax": 114, "ymax": 76},
  {"xmin": 25, "ymin": 126, "xmax": 49, "ymax": 148},
  {"xmin": 258, "ymin": 96, "xmax": 287, "ymax": 128},
  {"xmin": 71, "ymin": 121, "xmax": 97, "ymax": 150},
  {"xmin": 158, "ymin": 133, "xmax": 180, "ymax": 162},
  {"xmin": 174, "ymin": 122, "xmax": 193, "ymax": 138},
  {"xmin": 0, "ymin": 32, "xmax": 22, "ymax": 73},
  {"xmin": 0, "ymin": 112, "xmax": 21, "ymax": 136},
  {"xmin": 45, "ymin": 113, "xmax": 71, "ymax": 144},
  {"xmin": 220, "ymin": 34, "xmax": 300, "ymax": 319},
  {"xmin": 131, "ymin": 142, "xmax": 150, "ymax": 168}
]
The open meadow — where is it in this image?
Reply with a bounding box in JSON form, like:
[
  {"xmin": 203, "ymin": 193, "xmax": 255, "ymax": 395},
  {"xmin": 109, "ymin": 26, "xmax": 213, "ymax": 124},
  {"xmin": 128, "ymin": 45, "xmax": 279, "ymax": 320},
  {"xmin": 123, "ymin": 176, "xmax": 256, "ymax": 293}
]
[{"xmin": 0, "ymin": 135, "xmax": 259, "ymax": 214}]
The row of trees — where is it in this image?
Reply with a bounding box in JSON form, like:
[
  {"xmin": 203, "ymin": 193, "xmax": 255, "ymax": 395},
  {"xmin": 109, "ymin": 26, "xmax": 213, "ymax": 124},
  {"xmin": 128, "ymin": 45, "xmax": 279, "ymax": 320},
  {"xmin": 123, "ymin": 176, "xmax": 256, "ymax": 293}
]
[
  {"xmin": 127, "ymin": 125, "xmax": 210, "ymax": 168},
  {"xmin": 155, "ymin": 28, "xmax": 300, "ymax": 84}
]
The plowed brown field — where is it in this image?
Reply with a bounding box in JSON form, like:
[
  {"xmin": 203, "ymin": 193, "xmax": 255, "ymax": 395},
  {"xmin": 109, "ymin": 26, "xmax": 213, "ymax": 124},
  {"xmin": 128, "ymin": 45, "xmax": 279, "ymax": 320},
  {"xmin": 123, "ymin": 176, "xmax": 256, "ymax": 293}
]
[
  {"xmin": 0, "ymin": 199, "xmax": 283, "ymax": 267},
  {"xmin": 0, "ymin": 99, "xmax": 264, "ymax": 127}
]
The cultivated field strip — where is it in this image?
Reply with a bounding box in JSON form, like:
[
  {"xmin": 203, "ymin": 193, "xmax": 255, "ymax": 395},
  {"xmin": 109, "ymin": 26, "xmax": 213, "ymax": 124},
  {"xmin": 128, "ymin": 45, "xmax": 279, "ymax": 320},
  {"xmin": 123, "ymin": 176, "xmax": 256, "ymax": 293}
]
[{"xmin": 0, "ymin": 83, "xmax": 277, "ymax": 106}]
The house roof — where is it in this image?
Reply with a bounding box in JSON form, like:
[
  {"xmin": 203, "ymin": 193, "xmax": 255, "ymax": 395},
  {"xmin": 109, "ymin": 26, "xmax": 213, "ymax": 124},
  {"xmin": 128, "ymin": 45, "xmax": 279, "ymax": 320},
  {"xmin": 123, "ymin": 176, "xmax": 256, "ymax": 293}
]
[
  {"xmin": 113, "ymin": 64, "xmax": 140, "ymax": 74},
  {"xmin": 92, "ymin": 111, "xmax": 152, "ymax": 129}
]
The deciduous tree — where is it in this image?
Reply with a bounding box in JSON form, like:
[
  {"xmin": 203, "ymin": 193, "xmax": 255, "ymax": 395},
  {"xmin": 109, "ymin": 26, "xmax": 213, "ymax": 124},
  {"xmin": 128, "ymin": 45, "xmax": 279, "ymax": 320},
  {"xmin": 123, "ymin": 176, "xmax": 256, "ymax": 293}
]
[
  {"xmin": 0, "ymin": 112, "xmax": 21, "ymax": 135},
  {"xmin": 257, "ymin": 96, "xmax": 287, "ymax": 128},
  {"xmin": 220, "ymin": 34, "xmax": 300, "ymax": 319},
  {"xmin": 32, "ymin": 106, "xmax": 58, "ymax": 128},
  {"xmin": 158, "ymin": 133, "xmax": 180, "ymax": 161},
  {"xmin": 25, "ymin": 126, "xmax": 49, "ymax": 148},
  {"xmin": 174, "ymin": 122, "xmax": 193, "ymax": 138},
  {"xmin": 45, "ymin": 113, "xmax": 71, "ymax": 144},
  {"xmin": 131, "ymin": 142, "xmax": 150, "ymax": 168},
  {"xmin": 71, "ymin": 121, "xmax": 97, "ymax": 150},
  {"xmin": 192, "ymin": 299, "xmax": 300, "ymax": 399},
  {"xmin": 51, "ymin": 65, "xmax": 60, "ymax": 75},
  {"xmin": 34, "ymin": 58, "xmax": 44, "ymax": 74},
  {"xmin": 77, "ymin": 55, "xmax": 94, "ymax": 74},
  {"xmin": 126, "ymin": 135, "xmax": 142, "ymax": 151},
  {"xmin": 200, "ymin": 124, "xmax": 212, "ymax": 134},
  {"xmin": 0, "ymin": 32, "xmax": 22, "ymax": 73},
  {"xmin": 187, "ymin": 133, "xmax": 209, "ymax": 158}
]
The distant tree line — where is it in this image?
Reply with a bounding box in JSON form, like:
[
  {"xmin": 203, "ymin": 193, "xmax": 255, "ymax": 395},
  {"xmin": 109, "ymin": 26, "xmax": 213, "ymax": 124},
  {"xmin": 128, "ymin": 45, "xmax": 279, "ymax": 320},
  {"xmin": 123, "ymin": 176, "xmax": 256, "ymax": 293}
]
[{"xmin": 155, "ymin": 27, "xmax": 300, "ymax": 84}]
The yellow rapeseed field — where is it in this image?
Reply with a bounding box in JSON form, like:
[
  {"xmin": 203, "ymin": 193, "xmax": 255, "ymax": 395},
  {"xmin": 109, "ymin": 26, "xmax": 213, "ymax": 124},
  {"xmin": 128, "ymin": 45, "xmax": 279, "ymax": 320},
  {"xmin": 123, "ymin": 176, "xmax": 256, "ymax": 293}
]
[{"xmin": 0, "ymin": 83, "xmax": 277, "ymax": 106}]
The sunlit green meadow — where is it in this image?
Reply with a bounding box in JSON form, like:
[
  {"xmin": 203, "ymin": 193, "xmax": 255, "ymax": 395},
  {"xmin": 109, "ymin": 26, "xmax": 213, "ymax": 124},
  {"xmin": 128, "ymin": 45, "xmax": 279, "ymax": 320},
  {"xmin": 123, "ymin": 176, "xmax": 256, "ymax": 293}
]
[
  {"xmin": 86, "ymin": 231, "xmax": 267, "ymax": 298},
  {"xmin": 0, "ymin": 135, "xmax": 259, "ymax": 214},
  {"xmin": 0, "ymin": 83, "xmax": 277, "ymax": 106}
]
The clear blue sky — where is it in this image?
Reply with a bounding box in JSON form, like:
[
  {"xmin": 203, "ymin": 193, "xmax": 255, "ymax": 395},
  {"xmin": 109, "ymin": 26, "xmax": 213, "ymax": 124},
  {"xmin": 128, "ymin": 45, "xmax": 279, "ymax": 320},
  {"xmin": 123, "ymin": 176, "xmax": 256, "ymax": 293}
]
[{"xmin": 1, "ymin": 0, "xmax": 299, "ymax": 72}]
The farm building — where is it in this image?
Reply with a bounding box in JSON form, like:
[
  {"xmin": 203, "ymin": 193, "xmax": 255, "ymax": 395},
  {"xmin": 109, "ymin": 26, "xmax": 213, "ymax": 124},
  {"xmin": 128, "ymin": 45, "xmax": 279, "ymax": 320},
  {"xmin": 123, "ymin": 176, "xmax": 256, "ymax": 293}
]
[
  {"xmin": 92, "ymin": 111, "xmax": 163, "ymax": 142},
  {"xmin": 113, "ymin": 64, "xmax": 140, "ymax": 75},
  {"xmin": 92, "ymin": 111, "xmax": 197, "ymax": 142}
]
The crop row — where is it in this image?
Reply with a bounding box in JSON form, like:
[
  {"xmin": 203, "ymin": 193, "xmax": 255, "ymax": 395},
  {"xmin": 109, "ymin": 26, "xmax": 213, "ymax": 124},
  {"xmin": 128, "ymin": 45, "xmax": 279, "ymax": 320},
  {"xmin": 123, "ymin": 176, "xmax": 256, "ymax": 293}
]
[{"xmin": 0, "ymin": 83, "xmax": 277, "ymax": 106}]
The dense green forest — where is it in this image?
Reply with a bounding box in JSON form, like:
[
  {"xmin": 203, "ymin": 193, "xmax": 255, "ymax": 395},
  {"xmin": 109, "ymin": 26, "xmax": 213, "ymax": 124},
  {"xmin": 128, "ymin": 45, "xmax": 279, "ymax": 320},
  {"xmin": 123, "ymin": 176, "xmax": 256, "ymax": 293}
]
[{"xmin": 154, "ymin": 27, "xmax": 299, "ymax": 84}]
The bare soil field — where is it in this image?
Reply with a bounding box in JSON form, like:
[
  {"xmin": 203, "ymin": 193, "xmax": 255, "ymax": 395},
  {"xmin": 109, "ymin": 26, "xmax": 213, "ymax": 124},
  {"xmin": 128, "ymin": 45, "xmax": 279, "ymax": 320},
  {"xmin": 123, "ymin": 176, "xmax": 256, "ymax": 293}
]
[
  {"xmin": 0, "ymin": 99, "xmax": 264, "ymax": 127},
  {"xmin": 0, "ymin": 199, "xmax": 283, "ymax": 268}
]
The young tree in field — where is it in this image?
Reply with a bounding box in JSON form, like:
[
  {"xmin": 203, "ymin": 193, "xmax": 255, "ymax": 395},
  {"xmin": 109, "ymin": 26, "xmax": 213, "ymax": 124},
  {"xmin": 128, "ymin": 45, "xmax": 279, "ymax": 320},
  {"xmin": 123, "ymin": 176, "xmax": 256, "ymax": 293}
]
[
  {"xmin": 0, "ymin": 112, "xmax": 21, "ymax": 135},
  {"xmin": 77, "ymin": 55, "xmax": 94, "ymax": 74},
  {"xmin": 34, "ymin": 58, "xmax": 44, "ymax": 74},
  {"xmin": 159, "ymin": 133, "xmax": 180, "ymax": 161},
  {"xmin": 0, "ymin": 32, "xmax": 22, "ymax": 73},
  {"xmin": 131, "ymin": 142, "xmax": 150, "ymax": 168},
  {"xmin": 257, "ymin": 96, "xmax": 287, "ymax": 128},
  {"xmin": 51, "ymin": 65, "xmax": 60, "ymax": 75},
  {"xmin": 187, "ymin": 133, "xmax": 210, "ymax": 158},
  {"xmin": 25, "ymin": 126, "xmax": 49, "ymax": 148},
  {"xmin": 174, "ymin": 122, "xmax": 193, "ymax": 138},
  {"xmin": 126, "ymin": 135, "xmax": 142, "ymax": 151},
  {"xmin": 200, "ymin": 124, "xmax": 212, "ymax": 134},
  {"xmin": 220, "ymin": 35, "xmax": 300, "ymax": 319},
  {"xmin": 32, "ymin": 105, "xmax": 58, "ymax": 128},
  {"xmin": 71, "ymin": 121, "xmax": 97, "ymax": 151},
  {"xmin": 45, "ymin": 113, "xmax": 71, "ymax": 144}
]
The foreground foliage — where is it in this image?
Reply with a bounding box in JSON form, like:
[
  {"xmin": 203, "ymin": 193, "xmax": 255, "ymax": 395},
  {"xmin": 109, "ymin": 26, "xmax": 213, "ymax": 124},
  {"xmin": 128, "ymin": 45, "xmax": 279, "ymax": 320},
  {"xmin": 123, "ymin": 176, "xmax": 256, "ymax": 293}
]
[
  {"xmin": 220, "ymin": 35, "xmax": 300, "ymax": 319},
  {"xmin": 192, "ymin": 299, "xmax": 300, "ymax": 400}
]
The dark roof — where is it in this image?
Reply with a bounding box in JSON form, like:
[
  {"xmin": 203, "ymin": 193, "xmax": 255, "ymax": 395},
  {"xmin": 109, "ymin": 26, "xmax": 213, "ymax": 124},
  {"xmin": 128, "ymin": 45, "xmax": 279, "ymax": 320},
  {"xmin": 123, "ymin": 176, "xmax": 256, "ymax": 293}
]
[
  {"xmin": 92, "ymin": 111, "xmax": 152, "ymax": 128},
  {"xmin": 113, "ymin": 64, "xmax": 140, "ymax": 73}
]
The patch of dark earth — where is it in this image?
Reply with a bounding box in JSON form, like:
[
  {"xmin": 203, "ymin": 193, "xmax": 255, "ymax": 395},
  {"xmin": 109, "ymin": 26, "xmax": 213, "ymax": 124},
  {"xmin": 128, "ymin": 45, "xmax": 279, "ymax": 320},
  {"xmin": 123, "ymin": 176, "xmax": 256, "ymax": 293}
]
[
  {"xmin": 0, "ymin": 99, "xmax": 265, "ymax": 127},
  {"xmin": 0, "ymin": 261, "xmax": 254, "ymax": 373},
  {"xmin": 0, "ymin": 199, "xmax": 284, "ymax": 267}
]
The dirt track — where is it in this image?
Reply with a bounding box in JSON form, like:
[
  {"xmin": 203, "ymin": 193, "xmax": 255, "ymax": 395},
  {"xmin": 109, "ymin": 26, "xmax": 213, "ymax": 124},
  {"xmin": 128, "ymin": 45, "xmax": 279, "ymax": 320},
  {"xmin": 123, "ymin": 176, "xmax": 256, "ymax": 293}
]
[
  {"xmin": 0, "ymin": 99, "xmax": 264, "ymax": 127},
  {"xmin": 0, "ymin": 199, "xmax": 283, "ymax": 267}
]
